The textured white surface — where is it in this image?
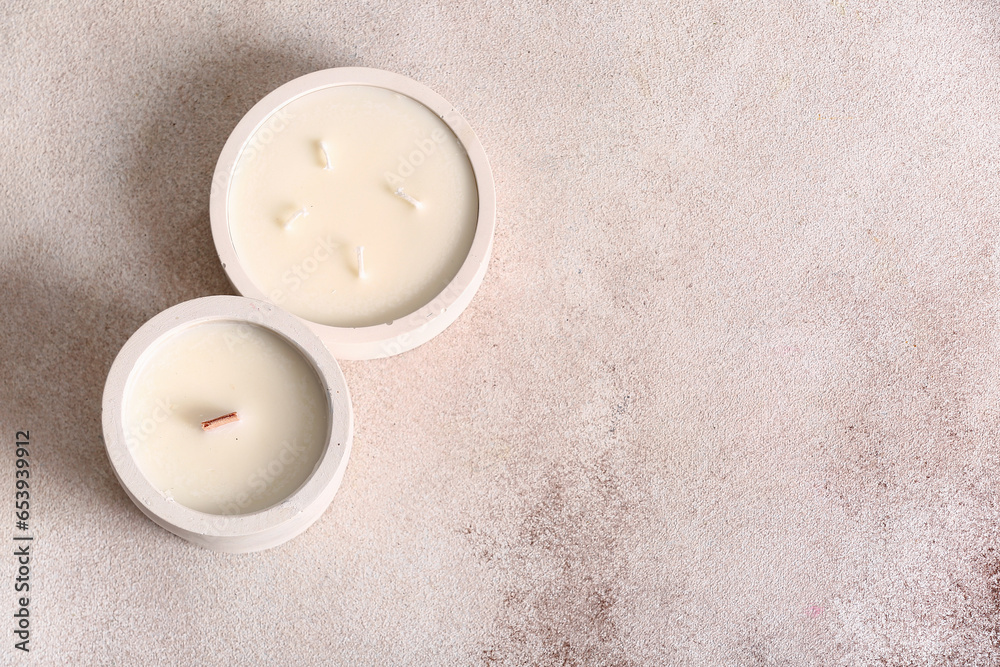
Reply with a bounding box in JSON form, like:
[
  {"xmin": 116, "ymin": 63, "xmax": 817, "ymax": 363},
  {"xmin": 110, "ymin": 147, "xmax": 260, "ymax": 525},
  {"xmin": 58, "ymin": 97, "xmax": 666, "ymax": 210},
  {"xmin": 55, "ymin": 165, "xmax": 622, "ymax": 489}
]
[{"xmin": 3, "ymin": 0, "xmax": 1000, "ymax": 664}]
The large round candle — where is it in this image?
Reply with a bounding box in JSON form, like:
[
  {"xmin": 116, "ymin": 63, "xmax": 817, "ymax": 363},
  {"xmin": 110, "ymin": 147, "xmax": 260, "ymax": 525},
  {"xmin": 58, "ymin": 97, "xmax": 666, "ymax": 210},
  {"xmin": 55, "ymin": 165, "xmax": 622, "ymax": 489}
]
[
  {"xmin": 102, "ymin": 296, "xmax": 353, "ymax": 553},
  {"xmin": 212, "ymin": 68, "xmax": 496, "ymax": 360},
  {"xmin": 228, "ymin": 84, "xmax": 478, "ymax": 329}
]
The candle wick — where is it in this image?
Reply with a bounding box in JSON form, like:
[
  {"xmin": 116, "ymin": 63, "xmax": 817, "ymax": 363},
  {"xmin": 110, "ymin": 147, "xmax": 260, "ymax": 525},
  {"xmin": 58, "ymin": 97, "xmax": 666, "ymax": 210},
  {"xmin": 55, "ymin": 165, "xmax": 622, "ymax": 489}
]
[
  {"xmin": 356, "ymin": 246, "xmax": 367, "ymax": 279},
  {"xmin": 319, "ymin": 141, "xmax": 334, "ymax": 170},
  {"xmin": 393, "ymin": 187, "xmax": 423, "ymax": 209},
  {"xmin": 202, "ymin": 412, "xmax": 239, "ymax": 431},
  {"xmin": 282, "ymin": 206, "xmax": 309, "ymax": 229}
]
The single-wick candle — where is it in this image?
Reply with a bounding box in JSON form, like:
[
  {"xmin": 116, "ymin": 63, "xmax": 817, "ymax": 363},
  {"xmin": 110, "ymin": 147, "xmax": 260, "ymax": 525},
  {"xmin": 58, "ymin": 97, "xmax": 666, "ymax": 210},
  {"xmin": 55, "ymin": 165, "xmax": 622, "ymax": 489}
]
[{"xmin": 123, "ymin": 321, "xmax": 328, "ymax": 515}]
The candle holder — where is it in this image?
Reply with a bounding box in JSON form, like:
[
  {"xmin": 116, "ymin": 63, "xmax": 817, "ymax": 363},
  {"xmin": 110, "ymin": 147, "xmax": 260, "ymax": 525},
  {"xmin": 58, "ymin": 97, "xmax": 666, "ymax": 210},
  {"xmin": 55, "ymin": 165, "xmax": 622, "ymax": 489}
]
[
  {"xmin": 210, "ymin": 67, "xmax": 496, "ymax": 360},
  {"xmin": 102, "ymin": 296, "xmax": 353, "ymax": 553}
]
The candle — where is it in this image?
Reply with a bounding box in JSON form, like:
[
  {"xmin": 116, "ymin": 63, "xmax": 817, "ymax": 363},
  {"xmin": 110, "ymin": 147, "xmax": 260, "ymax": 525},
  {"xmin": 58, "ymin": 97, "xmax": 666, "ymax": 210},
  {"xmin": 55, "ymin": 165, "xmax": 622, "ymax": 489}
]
[
  {"xmin": 102, "ymin": 296, "xmax": 353, "ymax": 553},
  {"xmin": 227, "ymin": 84, "xmax": 477, "ymax": 329},
  {"xmin": 212, "ymin": 68, "xmax": 496, "ymax": 359},
  {"xmin": 123, "ymin": 320, "xmax": 327, "ymax": 515}
]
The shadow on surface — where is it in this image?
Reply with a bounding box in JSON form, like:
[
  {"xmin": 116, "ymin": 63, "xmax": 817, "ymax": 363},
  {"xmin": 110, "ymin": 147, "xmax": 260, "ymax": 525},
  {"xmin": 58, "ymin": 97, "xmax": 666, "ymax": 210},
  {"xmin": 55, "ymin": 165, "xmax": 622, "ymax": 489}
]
[{"xmin": 0, "ymin": 43, "xmax": 353, "ymax": 511}]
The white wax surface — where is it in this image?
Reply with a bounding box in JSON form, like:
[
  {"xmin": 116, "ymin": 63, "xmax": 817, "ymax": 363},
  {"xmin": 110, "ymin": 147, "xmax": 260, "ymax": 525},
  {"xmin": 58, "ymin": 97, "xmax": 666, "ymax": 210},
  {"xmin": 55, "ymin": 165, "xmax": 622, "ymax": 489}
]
[
  {"xmin": 123, "ymin": 321, "xmax": 329, "ymax": 515},
  {"xmin": 228, "ymin": 85, "xmax": 479, "ymax": 328}
]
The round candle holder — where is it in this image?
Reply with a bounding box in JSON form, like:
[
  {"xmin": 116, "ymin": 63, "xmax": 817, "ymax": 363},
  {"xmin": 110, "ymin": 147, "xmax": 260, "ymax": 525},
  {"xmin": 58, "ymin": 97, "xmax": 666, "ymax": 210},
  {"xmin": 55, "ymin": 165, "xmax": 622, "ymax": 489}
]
[
  {"xmin": 210, "ymin": 67, "xmax": 496, "ymax": 360},
  {"xmin": 101, "ymin": 296, "xmax": 353, "ymax": 553}
]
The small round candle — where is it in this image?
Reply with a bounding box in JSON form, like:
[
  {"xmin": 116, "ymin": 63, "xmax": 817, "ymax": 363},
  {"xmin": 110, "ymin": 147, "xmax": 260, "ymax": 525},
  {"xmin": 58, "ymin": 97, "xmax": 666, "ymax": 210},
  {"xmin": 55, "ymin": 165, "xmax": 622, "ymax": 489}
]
[
  {"xmin": 123, "ymin": 320, "xmax": 328, "ymax": 515},
  {"xmin": 102, "ymin": 296, "xmax": 353, "ymax": 553},
  {"xmin": 212, "ymin": 68, "xmax": 496, "ymax": 359}
]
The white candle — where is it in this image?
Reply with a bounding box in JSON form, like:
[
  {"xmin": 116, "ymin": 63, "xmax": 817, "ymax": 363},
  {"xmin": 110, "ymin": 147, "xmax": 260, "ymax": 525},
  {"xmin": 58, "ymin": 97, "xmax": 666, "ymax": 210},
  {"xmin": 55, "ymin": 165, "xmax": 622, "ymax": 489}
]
[
  {"xmin": 102, "ymin": 296, "xmax": 353, "ymax": 553},
  {"xmin": 212, "ymin": 68, "xmax": 496, "ymax": 360},
  {"xmin": 123, "ymin": 320, "xmax": 327, "ymax": 515},
  {"xmin": 227, "ymin": 84, "xmax": 477, "ymax": 328}
]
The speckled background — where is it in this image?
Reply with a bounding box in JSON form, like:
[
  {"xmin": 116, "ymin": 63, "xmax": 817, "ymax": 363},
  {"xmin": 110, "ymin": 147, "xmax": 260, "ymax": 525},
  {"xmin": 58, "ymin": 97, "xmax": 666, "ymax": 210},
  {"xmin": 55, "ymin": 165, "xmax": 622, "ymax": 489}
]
[{"xmin": 3, "ymin": 0, "xmax": 1000, "ymax": 664}]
